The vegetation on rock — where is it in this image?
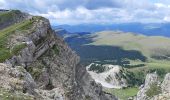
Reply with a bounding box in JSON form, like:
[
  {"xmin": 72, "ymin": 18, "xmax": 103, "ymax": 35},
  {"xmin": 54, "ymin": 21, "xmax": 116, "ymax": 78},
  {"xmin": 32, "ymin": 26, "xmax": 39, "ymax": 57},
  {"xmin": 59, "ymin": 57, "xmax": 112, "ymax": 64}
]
[
  {"xmin": 52, "ymin": 45, "xmax": 59, "ymax": 55},
  {"xmin": 0, "ymin": 19, "xmax": 34, "ymax": 62},
  {"xmin": 27, "ymin": 62, "xmax": 44, "ymax": 80},
  {"xmin": 145, "ymin": 83, "xmax": 161, "ymax": 97},
  {"xmin": 88, "ymin": 63, "xmax": 106, "ymax": 73},
  {"xmin": 0, "ymin": 11, "xmax": 45, "ymax": 62},
  {"xmin": 0, "ymin": 10, "xmax": 21, "ymax": 25},
  {"xmin": 11, "ymin": 43, "xmax": 27, "ymax": 55},
  {"xmin": 0, "ymin": 88, "xmax": 34, "ymax": 100}
]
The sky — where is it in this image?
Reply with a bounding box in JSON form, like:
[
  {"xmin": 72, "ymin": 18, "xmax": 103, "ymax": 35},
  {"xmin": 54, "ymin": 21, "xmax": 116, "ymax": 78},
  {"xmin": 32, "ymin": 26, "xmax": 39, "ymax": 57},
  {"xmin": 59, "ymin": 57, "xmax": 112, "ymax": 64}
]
[{"xmin": 0, "ymin": 0, "xmax": 170, "ymax": 25}]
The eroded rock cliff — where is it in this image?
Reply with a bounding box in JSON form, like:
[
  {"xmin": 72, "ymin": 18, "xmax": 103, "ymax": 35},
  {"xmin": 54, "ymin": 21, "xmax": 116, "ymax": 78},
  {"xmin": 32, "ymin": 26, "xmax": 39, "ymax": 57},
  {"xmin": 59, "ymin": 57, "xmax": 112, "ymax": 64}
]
[{"xmin": 0, "ymin": 10, "xmax": 116, "ymax": 100}]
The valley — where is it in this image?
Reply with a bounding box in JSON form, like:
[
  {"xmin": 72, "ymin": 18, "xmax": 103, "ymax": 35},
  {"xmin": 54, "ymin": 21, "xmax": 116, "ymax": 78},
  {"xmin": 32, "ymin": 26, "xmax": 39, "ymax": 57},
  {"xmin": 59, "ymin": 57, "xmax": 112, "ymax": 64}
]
[{"xmin": 55, "ymin": 29, "xmax": 170, "ymax": 99}]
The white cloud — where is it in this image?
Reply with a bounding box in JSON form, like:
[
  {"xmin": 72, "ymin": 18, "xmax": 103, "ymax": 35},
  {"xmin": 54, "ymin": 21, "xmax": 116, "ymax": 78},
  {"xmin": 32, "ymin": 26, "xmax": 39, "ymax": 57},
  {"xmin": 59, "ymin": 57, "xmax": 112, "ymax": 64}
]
[
  {"xmin": 0, "ymin": 0, "xmax": 170, "ymax": 24},
  {"xmin": 155, "ymin": 3, "xmax": 167, "ymax": 8},
  {"xmin": 35, "ymin": 7, "xmax": 134, "ymax": 25},
  {"xmin": 154, "ymin": 3, "xmax": 170, "ymax": 9},
  {"xmin": 164, "ymin": 16, "xmax": 170, "ymax": 22}
]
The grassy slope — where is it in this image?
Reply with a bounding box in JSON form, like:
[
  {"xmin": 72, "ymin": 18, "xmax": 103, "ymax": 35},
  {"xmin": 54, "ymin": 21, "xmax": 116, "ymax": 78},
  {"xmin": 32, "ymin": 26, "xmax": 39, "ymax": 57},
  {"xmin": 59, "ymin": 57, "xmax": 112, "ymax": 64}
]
[
  {"xmin": 89, "ymin": 31, "xmax": 170, "ymax": 74},
  {"xmin": 0, "ymin": 88, "xmax": 34, "ymax": 100},
  {"xmin": 0, "ymin": 10, "xmax": 17, "ymax": 23},
  {"xmin": 0, "ymin": 10, "xmax": 24, "ymax": 28},
  {"xmin": 89, "ymin": 31, "xmax": 170, "ymax": 59},
  {"xmin": 0, "ymin": 19, "xmax": 34, "ymax": 62},
  {"xmin": 104, "ymin": 87, "xmax": 139, "ymax": 100},
  {"xmin": 87, "ymin": 31, "xmax": 170, "ymax": 99},
  {"xmin": 0, "ymin": 11, "xmax": 42, "ymax": 62}
]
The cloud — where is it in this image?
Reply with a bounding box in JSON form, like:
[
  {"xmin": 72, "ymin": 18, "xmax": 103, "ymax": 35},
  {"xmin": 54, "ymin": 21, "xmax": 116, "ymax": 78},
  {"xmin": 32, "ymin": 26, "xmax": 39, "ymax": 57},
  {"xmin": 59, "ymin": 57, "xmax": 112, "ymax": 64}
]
[
  {"xmin": 0, "ymin": 0, "xmax": 170, "ymax": 24},
  {"xmin": 164, "ymin": 16, "xmax": 170, "ymax": 22},
  {"xmin": 35, "ymin": 7, "xmax": 133, "ymax": 25},
  {"xmin": 0, "ymin": 0, "xmax": 122, "ymax": 12}
]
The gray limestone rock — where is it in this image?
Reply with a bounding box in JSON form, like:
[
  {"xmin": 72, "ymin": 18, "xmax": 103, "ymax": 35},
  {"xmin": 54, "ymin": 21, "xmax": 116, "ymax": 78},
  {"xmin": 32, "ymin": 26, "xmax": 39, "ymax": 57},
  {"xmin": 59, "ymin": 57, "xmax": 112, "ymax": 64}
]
[
  {"xmin": 136, "ymin": 72, "xmax": 159, "ymax": 100},
  {"xmin": 1, "ymin": 10, "xmax": 116, "ymax": 100}
]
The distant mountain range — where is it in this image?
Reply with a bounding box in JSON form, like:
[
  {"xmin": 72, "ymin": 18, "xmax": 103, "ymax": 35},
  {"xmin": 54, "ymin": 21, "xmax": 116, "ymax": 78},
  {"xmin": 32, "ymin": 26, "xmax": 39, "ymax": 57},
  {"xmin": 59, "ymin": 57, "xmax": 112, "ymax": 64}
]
[{"xmin": 53, "ymin": 23, "xmax": 170, "ymax": 37}]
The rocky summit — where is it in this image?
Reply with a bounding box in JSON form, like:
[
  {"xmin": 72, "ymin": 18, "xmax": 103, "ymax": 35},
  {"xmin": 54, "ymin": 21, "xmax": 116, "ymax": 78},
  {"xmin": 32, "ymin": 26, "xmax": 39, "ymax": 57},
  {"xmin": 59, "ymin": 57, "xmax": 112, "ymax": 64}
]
[{"xmin": 0, "ymin": 10, "xmax": 116, "ymax": 100}]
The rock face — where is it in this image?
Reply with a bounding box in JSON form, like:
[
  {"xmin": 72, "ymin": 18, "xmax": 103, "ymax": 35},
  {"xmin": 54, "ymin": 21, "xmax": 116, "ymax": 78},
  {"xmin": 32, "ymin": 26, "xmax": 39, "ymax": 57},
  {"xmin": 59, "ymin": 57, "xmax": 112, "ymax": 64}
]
[
  {"xmin": 75, "ymin": 64, "xmax": 117, "ymax": 100},
  {"xmin": 136, "ymin": 73, "xmax": 170, "ymax": 100},
  {"xmin": 161, "ymin": 73, "xmax": 170, "ymax": 93},
  {"xmin": 0, "ymin": 63, "xmax": 35, "ymax": 99},
  {"xmin": 136, "ymin": 72, "xmax": 159, "ymax": 100},
  {"xmin": 87, "ymin": 63, "xmax": 127, "ymax": 89},
  {"xmin": 0, "ymin": 10, "xmax": 116, "ymax": 100}
]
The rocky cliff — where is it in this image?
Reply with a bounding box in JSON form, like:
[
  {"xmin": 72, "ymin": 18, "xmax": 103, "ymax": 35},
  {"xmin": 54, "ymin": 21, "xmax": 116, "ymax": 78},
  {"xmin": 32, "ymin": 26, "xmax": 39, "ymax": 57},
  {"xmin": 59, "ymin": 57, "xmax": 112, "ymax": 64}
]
[
  {"xmin": 136, "ymin": 72, "xmax": 170, "ymax": 100},
  {"xmin": 0, "ymin": 10, "xmax": 116, "ymax": 100}
]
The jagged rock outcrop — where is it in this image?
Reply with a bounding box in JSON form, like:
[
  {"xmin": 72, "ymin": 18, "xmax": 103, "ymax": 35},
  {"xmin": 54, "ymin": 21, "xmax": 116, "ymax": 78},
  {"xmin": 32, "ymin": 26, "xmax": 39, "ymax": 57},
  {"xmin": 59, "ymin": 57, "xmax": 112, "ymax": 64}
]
[
  {"xmin": 136, "ymin": 72, "xmax": 159, "ymax": 100},
  {"xmin": 136, "ymin": 73, "xmax": 170, "ymax": 100},
  {"xmin": 161, "ymin": 73, "xmax": 170, "ymax": 93},
  {"xmin": 5, "ymin": 16, "xmax": 56, "ymax": 67},
  {"xmin": 0, "ymin": 10, "xmax": 116, "ymax": 100},
  {"xmin": 0, "ymin": 63, "xmax": 35, "ymax": 99}
]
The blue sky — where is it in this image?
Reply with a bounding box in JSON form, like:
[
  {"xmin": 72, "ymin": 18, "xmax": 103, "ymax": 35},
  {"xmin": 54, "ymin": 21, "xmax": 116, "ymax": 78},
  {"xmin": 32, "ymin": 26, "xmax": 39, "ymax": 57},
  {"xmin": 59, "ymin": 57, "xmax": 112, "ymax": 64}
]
[{"xmin": 0, "ymin": 0, "xmax": 170, "ymax": 25}]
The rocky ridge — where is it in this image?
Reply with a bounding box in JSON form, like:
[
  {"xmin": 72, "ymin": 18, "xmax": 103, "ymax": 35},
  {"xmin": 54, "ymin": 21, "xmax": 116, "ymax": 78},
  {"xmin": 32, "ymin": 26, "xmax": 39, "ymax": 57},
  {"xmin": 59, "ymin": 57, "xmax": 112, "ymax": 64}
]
[
  {"xmin": 0, "ymin": 10, "xmax": 117, "ymax": 100},
  {"xmin": 136, "ymin": 72, "xmax": 170, "ymax": 100}
]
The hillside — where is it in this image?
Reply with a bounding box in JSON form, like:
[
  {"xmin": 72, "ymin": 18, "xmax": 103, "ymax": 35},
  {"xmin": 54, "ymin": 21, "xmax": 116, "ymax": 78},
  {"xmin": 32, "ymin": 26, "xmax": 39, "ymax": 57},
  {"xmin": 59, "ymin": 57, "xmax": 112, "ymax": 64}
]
[
  {"xmin": 0, "ymin": 10, "xmax": 116, "ymax": 100},
  {"xmin": 90, "ymin": 31, "xmax": 170, "ymax": 60},
  {"xmin": 88, "ymin": 31, "xmax": 170, "ymax": 75},
  {"xmin": 0, "ymin": 10, "xmax": 30, "ymax": 29},
  {"xmin": 57, "ymin": 29, "xmax": 170, "ymax": 99},
  {"xmin": 89, "ymin": 31, "xmax": 170, "ymax": 99}
]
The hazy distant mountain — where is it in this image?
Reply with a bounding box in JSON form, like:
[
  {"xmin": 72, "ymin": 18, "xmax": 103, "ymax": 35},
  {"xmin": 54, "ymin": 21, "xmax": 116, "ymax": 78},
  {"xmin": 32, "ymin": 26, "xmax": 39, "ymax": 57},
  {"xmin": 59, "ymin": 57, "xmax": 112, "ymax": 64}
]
[{"xmin": 53, "ymin": 23, "xmax": 170, "ymax": 37}]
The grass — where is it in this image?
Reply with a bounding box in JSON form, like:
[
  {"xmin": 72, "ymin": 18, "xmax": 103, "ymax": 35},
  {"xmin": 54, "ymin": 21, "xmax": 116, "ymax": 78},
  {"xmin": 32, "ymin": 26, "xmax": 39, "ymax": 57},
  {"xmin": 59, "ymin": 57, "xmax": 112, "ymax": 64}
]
[
  {"xmin": 122, "ymin": 59, "xmax": 170, "ymax": 85},
  {"xmin": 0, "ymin": 10, "xmax": 21, "ymax": 24},
  {"xmin": 0, "ymin": 19, "xmax": 33, "ymax": 62},
  {"xmin": 0, "ymin": 19, "xmax": 34, "ymax": 47},
  {"xmin": 89, "ymin": 31, "xmax": 170, "ymax": 59},
  {"xmin": 104, "ymin": 87, "xmax": 139, "ymax": 100},
  {"xmin": 126, "ymin": 59, "xmax": 170, "ymax": 70},
  {"xmin": 0, "ymin": 11, "xmax": 43, "ymax": 62},
  {"xmin": 27, "ymin": 62, "xmax": 44, "ymax": 80},
  {"xmin": 146, "ymin": 83, "xmax": 161, "ymax": 97},
  {"xmin": 127, "ymin": 60, "xmax": 170, "ymax": 72},
  {"xmin": 0, "ymin": 88, "xmax": 34, "ymax": 100},
  {"xmin": 83, "ymin": 31, "xmax": 170, "ymax": 97},
  {"xmin": 0, "ymin": 48, "xmax": 11, "ymax": 62},
  {"xmin": 28, "ymin": 67, "xmax": 43, "ymax": 80},
  {"xmin": 11, "ymin": 43, "xmax": 27, "ymax": 55},
  {"xmin": 0, "ymin": 19, "xmax": 33, "ymax": 42},
  {"xmin": 88, "ymin": 31, "xmax": 170, "ymax": 85},
  {"xmin": 52, "ymin": 45, "xmax": 59, "ymax": 55}
]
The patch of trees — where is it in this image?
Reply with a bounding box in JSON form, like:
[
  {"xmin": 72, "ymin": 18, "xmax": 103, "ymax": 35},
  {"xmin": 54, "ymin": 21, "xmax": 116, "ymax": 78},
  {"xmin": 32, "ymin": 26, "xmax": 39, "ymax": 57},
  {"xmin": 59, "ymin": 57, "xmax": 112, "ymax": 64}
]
[{"xmin": 88, "ymin": 64, "xmax": 106, "ymax": 73}]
